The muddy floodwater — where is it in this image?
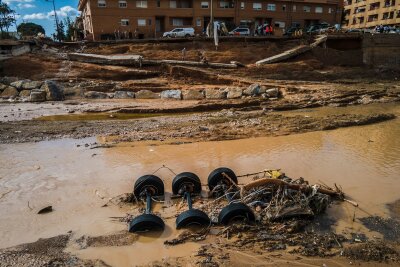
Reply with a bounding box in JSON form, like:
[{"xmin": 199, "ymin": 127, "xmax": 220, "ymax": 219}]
[{"xmin": 0, "ymin": 103, "xmax": 399, "ymax": 265}]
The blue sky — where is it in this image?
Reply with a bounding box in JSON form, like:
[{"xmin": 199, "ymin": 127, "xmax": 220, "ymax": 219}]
[{"xmin": 4, "ymin": 0, "xmax": 80, "ymax": 36}]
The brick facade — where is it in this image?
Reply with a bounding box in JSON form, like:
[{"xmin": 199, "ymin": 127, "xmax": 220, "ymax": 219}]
[{"xmin": 78, "ymin": 0, "xmax": 343, "ymax": 40}]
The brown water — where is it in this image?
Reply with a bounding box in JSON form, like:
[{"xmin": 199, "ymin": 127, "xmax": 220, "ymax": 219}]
[{"xmin": 0, "ymin": 103, "xmax": 399, "ymax": 265}]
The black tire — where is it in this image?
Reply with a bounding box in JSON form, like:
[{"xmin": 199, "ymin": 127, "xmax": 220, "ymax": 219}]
[
  {"xmin": 218, "ymin": 202, "xmax": 255, "ymax": 225},
  {"xmin": 129, "ymin": 213, "xmax": 165, "ymax": 233},
  {"xmin": 134, "ymin": 175, "xmax": 164, "ymax": 198},
  {"xmin": 185, "ymin": 34, "xmax": 190, "ymax": 38},
  {"xmin": 172, "ymin": 172, "xmax": 202, "ymax": 195},
  {"xmin": 176, "ymin": 209, "xmax": 210, "ymax": 229},
  {"xmin": 207, "ymin": 167, "xmax": 238, "ymax": 192}
]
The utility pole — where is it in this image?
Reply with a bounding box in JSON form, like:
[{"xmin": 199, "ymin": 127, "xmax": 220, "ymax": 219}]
[{"xmin": 45, "ymin": 0, "xmax": 60, "ymax": 41}]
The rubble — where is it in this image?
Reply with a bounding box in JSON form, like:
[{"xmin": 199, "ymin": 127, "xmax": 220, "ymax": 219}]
[
  {"xmin": 135, "ymin": 90, "xmax": 160, "ymax": 99},
  {"xmin": 114, "ymin": 91, "xmax": 135, "ymax": 99},
  {"xmin": 41, "ymin": 80, "xmax": 64, "ymax": 101},
  {"xmin": 160, "ymin": 90, "xmax": 182, "ymax": 100},
  {"xmin": 0, "ymin": 86, "xmax": 18, "ymax": 99},
  {"xmin": 225, "ymin": 87, "xmax": 243, "ymax": 99},
  {"xmin": 205, "ymin": 88, "xmax": 226, "ymax": 99},
  {"xmin": 182, "ymin": 89, "xmax": 204, "ymax": 100}
]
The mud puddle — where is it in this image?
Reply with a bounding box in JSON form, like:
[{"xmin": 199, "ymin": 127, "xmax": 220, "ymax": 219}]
[{"xmin": 0, "ymin": 104, "xmax": 399, "ymax": 265}]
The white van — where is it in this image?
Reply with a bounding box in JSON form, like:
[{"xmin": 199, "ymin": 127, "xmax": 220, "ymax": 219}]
[{"xmin": 163, "ymin": 28, "xmax": 195, "ymax": 38}]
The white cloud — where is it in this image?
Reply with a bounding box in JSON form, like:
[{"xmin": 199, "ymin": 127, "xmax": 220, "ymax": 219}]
[
  {"xmin": 23, "ymin": 6, "xmax": 80, "ymax": 21},
  {"xmin": 17, "ymin": 3, "xmax": 35, "ymax": 9},
  {"xmin": 4, "ymin": 0, "xmax": 34, "ymax": 4}
]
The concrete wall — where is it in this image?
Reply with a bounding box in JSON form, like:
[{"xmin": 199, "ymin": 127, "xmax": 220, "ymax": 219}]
[{"xmin": 362, "ymin": 34, "xmax": 400, "ymax": 68}]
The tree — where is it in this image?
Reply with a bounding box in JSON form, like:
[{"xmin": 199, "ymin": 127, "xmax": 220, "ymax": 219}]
[
  {"xmin": 64, "ymin": 17, "xmax": 75, "ymax": 41},
  {"xmin": 0, "ymin": 3, "xmax": 16, "ymax": 38},
  {"xmin": 17, "ymin": 22, "xmax": 45, "ymax": 37},
  {"xmin": 54, "ymin": 20, "xmax": 65, "ymax": 41}
]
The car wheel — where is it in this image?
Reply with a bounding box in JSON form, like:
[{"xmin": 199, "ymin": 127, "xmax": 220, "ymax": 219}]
[
  {"xmin": 129, "ymin": 213, "xmax": 165, "ymax": 232},
  {"xmin": 172, "ymin": 172, "xmax": 202, "ymax": 195},
  {"xmin": 134, "ymin": 175, "xmax": 164, "ymax": 198},
  {"xmin": 176, "ymin": 209, "xmax": 210, "ymax": 229},
  {"xmin": 207, "ymin": 167, "xmax": 238, "ymax": 192},
  {"xmin": 218, "ymin": 202, "xmax": 255, "ymax": 225}
]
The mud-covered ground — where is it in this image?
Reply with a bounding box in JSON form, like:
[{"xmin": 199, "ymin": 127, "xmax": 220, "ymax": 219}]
[{"xmin": 1, "ymin": 38, "xmax": 400, "ymax": 266}]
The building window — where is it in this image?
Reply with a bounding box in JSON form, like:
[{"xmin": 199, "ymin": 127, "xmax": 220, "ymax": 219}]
[
  {"xmin": 157, "ymin": 0, "xmax": 161, "ymax": 7},
  {"xmin": 328, "ymin": 7, "xmax": 332, "ymax": 13},
  {"xmin": 315, "ymin": 7, "xmax": 323, "ymax": 13},
  {"xmin": 98, "ymin": 0, "xmax": 106, "ymax": 7},
  {"xmin": 201, "ymin": 1, "xmax": 209, "ymax": 8},
  {"xmin": 148, "ymin": 19, "xmax": 152, "ymax": 25},
  {"xmin": 303, "ymin": 6, "xmax": 311, "ymax": 12},
  {"xmin": 119, "ymin": 0, "xmax": 127, "ymax": 8},
  {"xmin": 172, "ymin": 18, "xmax": 183, "ymax": 26},
  {"xmin": 293, "ymin": 5, "xmax": 296, "ymax": 12},
  {"xmin": 121, "ymin": 19, "xmax": 129, "ymax": 26},
  {"xmin": 138, "ymin": 19, "xmax": 146, "ymax": 26},
  {"xmin": 220, "ymin": 1, "xmax": 233, "ymax": 8},
  {"xmin": 196, "ymin": 18, "xmax": 201, "ymax": 26},
  {"xmin": 136, "ymin": 0, "xmax": 147, "ymax": 8},
  {"xmin": 282, "ymin": 4, "xmax": 286, "ymax": 11},
  {"xmin": 267, "ymin": 4, "xmax": 276, "ymax": 11},
  {"xmin": 241, "ymin": 2, "xmax": 244, "ymax": 9},
  {"xmin": 170, "ymin": 1, "xmax": 177, "ymax": 8},
  {"xmin": 253, "ymin": 3, "xmax": 262, "ymax": 10}
]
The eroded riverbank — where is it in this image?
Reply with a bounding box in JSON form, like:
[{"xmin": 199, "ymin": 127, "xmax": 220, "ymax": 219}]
[{"xmin": 0, "ymin": 103, "xmax": 399, "ymax": 266}]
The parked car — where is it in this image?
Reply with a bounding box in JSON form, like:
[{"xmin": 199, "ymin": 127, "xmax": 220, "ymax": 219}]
[
  {"xmin": 163, "ymin": 28, "xmax": 195, "ymax": 38},
  {"xmin": 283, "ymin": 27, "xmax": 301, "ymax": 36},
  {"xmin": 306, "ymin": 23, "xmax": 330, "ymax": 34},
  {"xmin": 228, "ymin": 27, "xmax": 250, "ymax": 36}
]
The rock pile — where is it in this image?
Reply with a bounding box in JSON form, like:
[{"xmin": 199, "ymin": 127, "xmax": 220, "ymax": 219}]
[{"xmin": 0, "ymin": 78, "xmax": 64, "ymax": 102}]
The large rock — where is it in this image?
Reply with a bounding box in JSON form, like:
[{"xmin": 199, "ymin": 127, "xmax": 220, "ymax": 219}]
[
  {"xmin": 114, "ymin": 91, "xmax": 135, "ymax": 99},
  {"xmin": 84, "ymin": 91, "xmax": 108, "ymax": 99},
  {"xmin": 30, "ymin": 89, "xmax": 46, "ymax": 102},
  {"xmin": 0, "ymin": 77, "xmax": 18, "ymax": 85},
  {"xmin": 10, "ymin": 80, "xmax": 29, "ymax": 90},
  {"xmin": 41, "ymin": 80, "xmax": 64, "ymax": 101},
  {"xmin": 19, "ymin": 90, "xmax": 31, "ymax": 98},
  {"xmin": 135, "ymin": 90, "xmax": 159, "ymax": 99},
  {"xmin": 265, "ymin": 88, "xmax": 280, "ymax": 98},
  {"xmin": 1, "ymin": 86, "xmax": 18, "ymax": 99},
  {"xmin": 0, "ymin": 83, "xmax": 7, "ymax": 92},
  {"xmin": 182, "ymin": 89, "xmax": 204, "ymax": 100},
  {"xmin": 161, "ymin": 90, "xmax": 182, "ymax": 100},
  {"xmin": 243, "ymin": 83, "xmax": 261, "ymax": 96},
  {"xmin": 22, "ymin": 81, "xmax": 43, "ymax": 90},
  {"xmin": 225, "ymin": 87, "xmax": 243, "ymax": 99},
  {"xmin": 205, "ymin": 89, "xmax": 226, "ymax": 99}
]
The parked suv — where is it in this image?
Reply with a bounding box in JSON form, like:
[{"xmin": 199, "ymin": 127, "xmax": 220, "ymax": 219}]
[
  {"xmin": 228, "ymin": 27, "xmax": 250, "ymax": 36},
  {"xmin": 163, "ymin": 28, "xmax": 195, "ymax": 38}
]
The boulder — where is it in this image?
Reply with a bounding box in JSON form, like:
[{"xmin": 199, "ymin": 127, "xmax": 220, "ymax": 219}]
[
  {"xmin": 114, "ymin": 91, "xmax": 135, "ymax": 99},
  {"xmin": 41, "ymin": 80, "xmax": 64, "ymax": 101},
  {"xmin": 0, "ymin": 77, "xmax": 19, "ymax": 85},
  {"xmin": 19, "ymin": 90, "xmax": 31, "ymax": 98},
  {"xmin": 243, "ymin": 83, "xmax": 261, "ymax": 96},
  {"xmin": 10, "ymin": 80, "xmax": 30, "ymax": 90},
  {"xmin": 0, "ymin": 83, "xmax": 8, "ymax": 92},
  {"xmin": 265, "ymin": 88, "xmax": 280, "ymax": 98},
  {"xmin": 226, "ymin": 87, "xmax": 243, "ymax": 99},
  {"xmin": 135, "ymin": 90, "xmax": 160, "ymax": 99},
  {"xmin": 205, "ymin": 89, "xmax": 226, "ymax": 99},
  {"xmin": 161, "ymin": 90, "xmax": 182, "ymax": 100},
  {"xmin": 84, "ymin": 91, "xmax": 108, "ymax": 99},
  {"xmin": 22, "ymin": 81, "xmax": 43, "ymax": 90},
  {"xmin": 259, "ymin": 85, "xmax": 268, "ymax": 94},
  {"xmin": 1, "ymin": 86, "xmax": 19, "ymax": 99},
  {"xmin": 182, "ymin": 89, "xmax": 204, "ymax": 100},
  {"xmin": 30, "ymin": 89, "xmax": 46, "ymax": 102}
]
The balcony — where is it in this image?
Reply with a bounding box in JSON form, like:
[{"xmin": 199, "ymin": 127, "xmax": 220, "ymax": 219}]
[{"xmin": 169, "ymin": 0, "xmax": 193, "ymax": 8}]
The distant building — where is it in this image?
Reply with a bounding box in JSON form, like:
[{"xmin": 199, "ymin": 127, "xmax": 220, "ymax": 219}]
[
  {"xmin": 78, "ymin": 0, "xmax": 342, "ymax": 40},
  {"xmin": 343, "ymin": 0, "xmax": 400, "ymax": 29}
]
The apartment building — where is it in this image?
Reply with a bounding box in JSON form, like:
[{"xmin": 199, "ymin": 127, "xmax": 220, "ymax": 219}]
[
  {"xmin": 343, "ymin": 0, "xmax": 400, "ymax": 28},
  {"xmin": 78, "ymin": 0, "xmax": 342, "ymax": 40}
]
